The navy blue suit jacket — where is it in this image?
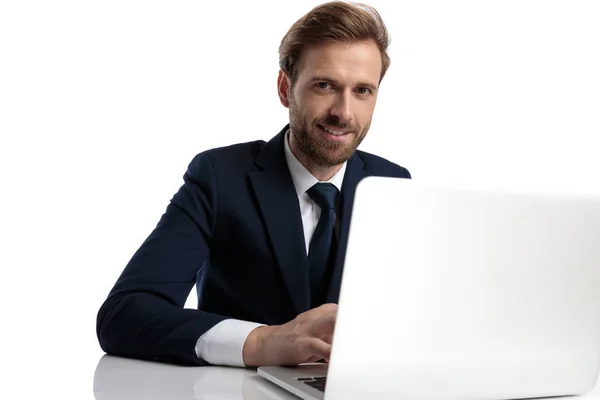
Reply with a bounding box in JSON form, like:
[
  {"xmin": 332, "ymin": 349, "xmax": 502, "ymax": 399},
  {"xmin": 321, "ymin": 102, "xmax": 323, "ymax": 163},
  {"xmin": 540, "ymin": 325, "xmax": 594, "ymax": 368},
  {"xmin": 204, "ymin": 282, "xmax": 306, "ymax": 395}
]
[{"xmin": 96, "ymin": 125, "xmax": 411, "ymax": 365}]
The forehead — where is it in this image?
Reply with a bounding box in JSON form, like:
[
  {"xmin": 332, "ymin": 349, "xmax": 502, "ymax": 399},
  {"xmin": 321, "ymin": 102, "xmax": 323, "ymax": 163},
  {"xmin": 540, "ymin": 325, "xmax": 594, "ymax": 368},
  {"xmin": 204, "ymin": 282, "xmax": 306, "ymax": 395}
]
[{"xmin": 295, "ymin": 40, "xmax": 382, "ymax": 86}]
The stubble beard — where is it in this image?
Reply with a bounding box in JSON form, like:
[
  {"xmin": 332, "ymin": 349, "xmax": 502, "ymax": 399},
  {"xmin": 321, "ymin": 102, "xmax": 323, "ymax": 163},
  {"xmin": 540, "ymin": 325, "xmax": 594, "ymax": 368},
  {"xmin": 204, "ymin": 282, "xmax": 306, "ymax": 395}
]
[{"xmin": 288, "ymin": 96, "xmax": 370, "ymax": 168}]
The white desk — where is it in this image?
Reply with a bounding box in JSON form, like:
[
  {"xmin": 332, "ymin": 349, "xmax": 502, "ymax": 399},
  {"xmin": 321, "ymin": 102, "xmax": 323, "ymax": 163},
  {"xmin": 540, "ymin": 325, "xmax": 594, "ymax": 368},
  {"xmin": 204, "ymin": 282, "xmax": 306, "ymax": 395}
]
[
  {"xmin": 93, "ymin": 355, "xmax": 600, "ymax": 400},
  {"xmin": 93, "ymin": 355, "xmax": 299, "ymax": 400}
]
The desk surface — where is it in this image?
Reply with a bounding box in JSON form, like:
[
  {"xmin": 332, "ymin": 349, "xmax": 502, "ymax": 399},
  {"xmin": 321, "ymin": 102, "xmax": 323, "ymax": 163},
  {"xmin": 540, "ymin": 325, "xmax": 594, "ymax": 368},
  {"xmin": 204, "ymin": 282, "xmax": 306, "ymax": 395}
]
[
  {"xmin": 91, "ymin": 354, "xmax": 600, "ymax": 400},
  {"xmin": 93, "ymin": 355, "xmax": 299, "ymax": 400}
]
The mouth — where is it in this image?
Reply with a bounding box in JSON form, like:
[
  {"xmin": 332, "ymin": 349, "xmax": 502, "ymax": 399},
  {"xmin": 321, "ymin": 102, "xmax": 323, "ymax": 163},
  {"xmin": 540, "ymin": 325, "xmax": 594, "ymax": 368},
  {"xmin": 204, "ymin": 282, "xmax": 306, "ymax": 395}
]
[{"xmin": 317, "ymin": 124, "xmax": 353, "ymax": 141}]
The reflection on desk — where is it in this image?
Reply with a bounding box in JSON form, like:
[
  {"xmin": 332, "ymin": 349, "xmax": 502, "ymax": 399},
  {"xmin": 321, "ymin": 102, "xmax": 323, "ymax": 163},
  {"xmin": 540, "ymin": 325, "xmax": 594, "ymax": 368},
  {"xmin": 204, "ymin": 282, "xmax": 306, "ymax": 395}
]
[{"xmin": 93, "ymin": 355, "xmax": 298, "ymax": 400}]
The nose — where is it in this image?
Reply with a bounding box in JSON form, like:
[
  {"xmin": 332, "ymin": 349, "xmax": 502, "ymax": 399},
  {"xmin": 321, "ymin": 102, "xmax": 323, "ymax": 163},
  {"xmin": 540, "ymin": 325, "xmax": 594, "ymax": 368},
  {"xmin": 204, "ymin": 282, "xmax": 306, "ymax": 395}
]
[{"xmin": 329, "ymin": 90, "xmax": 353, "ymax": 124}]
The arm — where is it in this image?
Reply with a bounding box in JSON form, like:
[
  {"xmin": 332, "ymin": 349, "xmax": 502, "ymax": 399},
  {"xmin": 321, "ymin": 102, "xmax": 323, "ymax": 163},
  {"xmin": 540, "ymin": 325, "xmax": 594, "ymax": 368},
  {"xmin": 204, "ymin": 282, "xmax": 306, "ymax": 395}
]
[{"xmin": 96, "ymin": 152, "xmax": 226, "ymax": 366}]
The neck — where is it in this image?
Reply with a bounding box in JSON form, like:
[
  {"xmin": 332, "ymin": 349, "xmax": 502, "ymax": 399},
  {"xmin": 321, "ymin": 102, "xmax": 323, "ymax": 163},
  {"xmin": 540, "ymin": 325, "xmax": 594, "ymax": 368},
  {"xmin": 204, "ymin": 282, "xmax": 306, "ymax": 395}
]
[{"xmin": 288, "ymin": 131, "xmax": 343, "ymax": 182}]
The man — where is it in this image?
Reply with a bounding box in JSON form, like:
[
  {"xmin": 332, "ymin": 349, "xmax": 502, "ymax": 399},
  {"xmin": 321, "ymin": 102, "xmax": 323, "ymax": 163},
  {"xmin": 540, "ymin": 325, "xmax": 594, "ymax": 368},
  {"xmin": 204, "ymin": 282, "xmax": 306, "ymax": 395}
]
[{"xmin": 96, "ymin": 1, "xmax": 411, "ymax": 367}]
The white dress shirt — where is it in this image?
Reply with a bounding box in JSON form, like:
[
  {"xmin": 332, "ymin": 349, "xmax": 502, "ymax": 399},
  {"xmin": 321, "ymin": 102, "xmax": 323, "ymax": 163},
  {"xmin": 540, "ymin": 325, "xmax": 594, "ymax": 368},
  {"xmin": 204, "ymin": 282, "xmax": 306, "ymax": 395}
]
[{"xmin": 194, "ymin": 130, "xmax": 347, "ymax": 366}]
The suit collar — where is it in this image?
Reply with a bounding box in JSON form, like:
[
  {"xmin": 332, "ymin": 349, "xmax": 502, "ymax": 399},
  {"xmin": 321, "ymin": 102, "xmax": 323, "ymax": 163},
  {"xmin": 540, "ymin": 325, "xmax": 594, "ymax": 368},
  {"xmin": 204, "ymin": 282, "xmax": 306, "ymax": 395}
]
[{"xmin": 253, "ymin": 125, "xmax": 288, "ymax": 170}]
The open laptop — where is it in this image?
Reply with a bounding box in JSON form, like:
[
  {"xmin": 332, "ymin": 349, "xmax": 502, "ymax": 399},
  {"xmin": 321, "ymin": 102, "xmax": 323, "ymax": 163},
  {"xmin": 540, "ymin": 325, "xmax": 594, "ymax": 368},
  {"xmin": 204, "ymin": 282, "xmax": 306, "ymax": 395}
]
[{"xmin": 258, "ymin": 177, "xmax": 600, "ymax": 400}]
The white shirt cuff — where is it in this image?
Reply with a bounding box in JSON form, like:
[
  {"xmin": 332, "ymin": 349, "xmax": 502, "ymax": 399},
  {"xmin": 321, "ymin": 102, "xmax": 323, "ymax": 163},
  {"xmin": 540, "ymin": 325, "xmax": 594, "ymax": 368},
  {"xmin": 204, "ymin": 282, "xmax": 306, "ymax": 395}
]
[{"xmin": 195, "ymin": 319, "xmax": 265, "ymax": 367}]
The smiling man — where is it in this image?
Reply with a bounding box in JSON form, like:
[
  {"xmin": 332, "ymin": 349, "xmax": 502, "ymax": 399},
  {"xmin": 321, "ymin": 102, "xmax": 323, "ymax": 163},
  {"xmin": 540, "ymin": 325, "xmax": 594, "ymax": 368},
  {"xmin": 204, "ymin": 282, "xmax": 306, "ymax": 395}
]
[{"xmin": 97, "ymin": 1, "xmax": 411, "ymax": 367}]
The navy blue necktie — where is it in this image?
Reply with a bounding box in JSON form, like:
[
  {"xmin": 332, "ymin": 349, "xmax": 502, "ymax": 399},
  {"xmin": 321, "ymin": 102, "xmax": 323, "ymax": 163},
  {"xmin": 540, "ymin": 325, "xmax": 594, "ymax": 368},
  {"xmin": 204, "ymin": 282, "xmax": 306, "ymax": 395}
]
[{"xmin": 306, "ymin": 182, "xmax": 340, "ymax": 308}]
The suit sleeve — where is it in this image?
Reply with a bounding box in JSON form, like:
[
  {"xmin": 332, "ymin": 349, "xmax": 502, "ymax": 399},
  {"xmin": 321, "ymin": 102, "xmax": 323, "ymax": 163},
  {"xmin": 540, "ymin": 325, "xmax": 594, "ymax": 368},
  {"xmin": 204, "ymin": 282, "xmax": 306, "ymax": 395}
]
[{"xmin": 96, "ymin": 152, "xmax": 227, "ymax": 366}]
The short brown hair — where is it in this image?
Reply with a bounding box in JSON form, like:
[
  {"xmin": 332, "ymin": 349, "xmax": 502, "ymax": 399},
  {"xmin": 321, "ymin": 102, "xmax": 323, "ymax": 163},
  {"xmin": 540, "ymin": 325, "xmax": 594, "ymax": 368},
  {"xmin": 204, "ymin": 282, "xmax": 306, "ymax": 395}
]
[{"xmin": 278, "ymin": 1, "xmax": 391, "ymax": 85}]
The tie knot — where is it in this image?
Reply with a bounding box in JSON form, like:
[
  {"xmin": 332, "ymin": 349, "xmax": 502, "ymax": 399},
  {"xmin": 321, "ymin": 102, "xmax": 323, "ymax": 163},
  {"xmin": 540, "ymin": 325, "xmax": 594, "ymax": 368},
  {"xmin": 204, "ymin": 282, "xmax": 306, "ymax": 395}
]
[{"xmin": 307, "ymin": 182, "xmax": 339, "ymax": 210}]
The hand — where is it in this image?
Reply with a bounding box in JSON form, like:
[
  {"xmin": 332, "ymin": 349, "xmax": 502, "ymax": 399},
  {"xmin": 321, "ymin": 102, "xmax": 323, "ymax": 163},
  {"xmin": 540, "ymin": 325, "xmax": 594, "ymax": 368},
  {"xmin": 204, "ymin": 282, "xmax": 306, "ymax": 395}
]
[{"xmin": 242, "ymin": 303, "xmax": 337, "ymax": 367}]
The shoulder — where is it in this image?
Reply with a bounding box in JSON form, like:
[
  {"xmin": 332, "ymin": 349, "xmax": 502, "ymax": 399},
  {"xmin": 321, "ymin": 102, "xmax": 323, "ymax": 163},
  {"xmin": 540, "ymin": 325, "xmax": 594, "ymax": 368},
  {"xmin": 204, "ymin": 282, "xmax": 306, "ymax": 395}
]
[
  {"xmin": 192, "ymin": 139, "xmax": 267, "ymax": 164},
  {"xmin": 355, "ymin": 149, "xmax": 412, "ymax": 179},
  {"xmin": 186, "ymin": 139, "xmax": 267, "ymax": 174}
]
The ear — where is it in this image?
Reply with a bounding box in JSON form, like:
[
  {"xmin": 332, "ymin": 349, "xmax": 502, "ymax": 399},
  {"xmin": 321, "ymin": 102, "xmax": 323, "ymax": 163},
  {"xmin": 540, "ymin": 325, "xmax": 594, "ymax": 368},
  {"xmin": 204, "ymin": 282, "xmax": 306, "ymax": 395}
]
[{"xmin": 277, "ymin": 69, "xmax": 291, "ymax": 108}]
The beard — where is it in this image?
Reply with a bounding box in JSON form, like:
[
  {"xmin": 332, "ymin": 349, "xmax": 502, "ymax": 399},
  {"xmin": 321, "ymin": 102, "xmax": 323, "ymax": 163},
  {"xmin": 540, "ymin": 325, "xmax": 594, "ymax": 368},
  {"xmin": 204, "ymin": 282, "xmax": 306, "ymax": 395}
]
[{"xmin": 288, "ymin": 96, "xmax": 370, "ymax": 168}]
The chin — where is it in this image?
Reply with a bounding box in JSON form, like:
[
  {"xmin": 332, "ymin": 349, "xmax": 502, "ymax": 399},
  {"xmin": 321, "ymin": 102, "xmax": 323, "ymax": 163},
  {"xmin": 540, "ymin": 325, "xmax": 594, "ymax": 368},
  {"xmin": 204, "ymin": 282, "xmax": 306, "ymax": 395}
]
[{"xmin": 317, "ymin": 150, "xmax": 355, "ymax": 167}]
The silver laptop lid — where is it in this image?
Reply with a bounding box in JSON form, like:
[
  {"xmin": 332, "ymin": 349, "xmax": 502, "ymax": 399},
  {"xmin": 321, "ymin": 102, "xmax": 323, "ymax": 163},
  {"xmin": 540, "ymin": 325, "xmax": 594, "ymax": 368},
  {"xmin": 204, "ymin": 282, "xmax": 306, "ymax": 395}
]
[{"xmin": 326, "ymin": 177, "xmax": 600, "ymax": 400}]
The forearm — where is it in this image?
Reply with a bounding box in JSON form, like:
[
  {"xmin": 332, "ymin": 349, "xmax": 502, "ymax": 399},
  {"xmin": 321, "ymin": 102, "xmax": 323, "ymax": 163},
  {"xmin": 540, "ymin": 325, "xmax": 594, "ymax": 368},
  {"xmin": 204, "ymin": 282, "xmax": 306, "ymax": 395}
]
[{"xmin": 97, "ymin": 291, "xmax": 227, "ymax": 366}]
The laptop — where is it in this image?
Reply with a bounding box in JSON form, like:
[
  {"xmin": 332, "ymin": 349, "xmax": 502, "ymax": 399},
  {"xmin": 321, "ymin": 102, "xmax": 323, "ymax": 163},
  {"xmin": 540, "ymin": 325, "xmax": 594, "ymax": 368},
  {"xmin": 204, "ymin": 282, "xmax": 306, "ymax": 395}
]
[{"xmin": 258, "ymin": 177, "xmax": 600, "ymax": 400}]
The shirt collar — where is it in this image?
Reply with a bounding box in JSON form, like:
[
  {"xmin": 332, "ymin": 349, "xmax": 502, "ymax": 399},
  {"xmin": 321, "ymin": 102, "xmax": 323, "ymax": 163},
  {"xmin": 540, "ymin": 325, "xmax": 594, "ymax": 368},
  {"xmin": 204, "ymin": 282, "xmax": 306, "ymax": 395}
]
[{"xmin": 284, "ymin": 129, "xmax": 347, "ymax": 197}]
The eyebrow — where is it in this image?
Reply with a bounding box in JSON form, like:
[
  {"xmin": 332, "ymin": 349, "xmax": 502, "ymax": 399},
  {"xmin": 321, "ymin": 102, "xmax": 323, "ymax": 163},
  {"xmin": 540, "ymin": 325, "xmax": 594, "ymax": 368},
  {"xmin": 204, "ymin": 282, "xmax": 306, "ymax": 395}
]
[{"xmin": 307, "ymin": 76, "xmax": 378, "ymax": 92}]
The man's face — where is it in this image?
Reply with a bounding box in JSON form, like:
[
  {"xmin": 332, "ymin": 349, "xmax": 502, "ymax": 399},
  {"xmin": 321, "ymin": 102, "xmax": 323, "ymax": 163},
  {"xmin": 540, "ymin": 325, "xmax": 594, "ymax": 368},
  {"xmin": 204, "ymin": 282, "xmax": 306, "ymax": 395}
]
[{"xmin": 278, "ymin": 40, "xmax": 382, "ymax": 168}]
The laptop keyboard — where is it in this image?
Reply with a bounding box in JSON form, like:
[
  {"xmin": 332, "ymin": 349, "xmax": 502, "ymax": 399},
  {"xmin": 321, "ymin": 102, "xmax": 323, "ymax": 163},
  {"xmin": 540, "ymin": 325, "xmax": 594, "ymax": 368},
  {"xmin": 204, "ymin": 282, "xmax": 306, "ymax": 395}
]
[{"xmin": 297, "ymin": 376, "xmax": 327, "ymax": 392}]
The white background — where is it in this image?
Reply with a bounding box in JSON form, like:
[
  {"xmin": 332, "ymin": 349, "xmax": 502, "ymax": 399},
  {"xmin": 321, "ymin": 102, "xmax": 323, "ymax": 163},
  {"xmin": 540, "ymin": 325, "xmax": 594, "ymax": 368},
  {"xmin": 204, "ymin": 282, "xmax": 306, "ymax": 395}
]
[{"xmin": 0, "ymin": 1, "xmax": 599, "ymax": 398}]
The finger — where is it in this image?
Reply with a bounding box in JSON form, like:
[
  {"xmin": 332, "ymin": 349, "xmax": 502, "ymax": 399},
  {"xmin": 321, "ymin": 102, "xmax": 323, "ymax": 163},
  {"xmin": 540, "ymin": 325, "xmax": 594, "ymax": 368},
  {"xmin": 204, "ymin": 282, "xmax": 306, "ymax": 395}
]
[
  {"xmin": 320, "ymin": 332, "xmax": 334, "ymax": 344},
  {"xmin": 308, "ymin": 338, "xmax": 332, "ymax": 361}
]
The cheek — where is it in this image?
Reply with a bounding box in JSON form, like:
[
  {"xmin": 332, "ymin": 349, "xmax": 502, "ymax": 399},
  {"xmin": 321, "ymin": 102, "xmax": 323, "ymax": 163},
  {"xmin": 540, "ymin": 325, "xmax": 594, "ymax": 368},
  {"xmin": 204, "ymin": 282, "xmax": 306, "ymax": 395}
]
[
  {"xmin": 355, "ymin": 100, "xmax": 377, "ymax": 124},
  {"xmin": 302, "ymin": 103, "xmax": 327, "ymax": 122},
  {"xmin": 299, "ymin": 93, "xmax": 333, "ymax": 114}
]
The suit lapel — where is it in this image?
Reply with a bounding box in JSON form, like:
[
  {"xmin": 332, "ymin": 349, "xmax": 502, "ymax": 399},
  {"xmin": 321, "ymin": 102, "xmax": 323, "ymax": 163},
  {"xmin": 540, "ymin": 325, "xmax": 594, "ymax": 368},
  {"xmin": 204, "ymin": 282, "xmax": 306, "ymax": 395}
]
[
  {"xmin": 249, "ymin": 126, "xmax": 369, "ymax": 310},
  {"xmin": 326, "ymin": 153, "xmax": 367, "ymax": 303},
  {"xmin": 249, "ymin": 127, "xmax": 311, "ymax": 314}
]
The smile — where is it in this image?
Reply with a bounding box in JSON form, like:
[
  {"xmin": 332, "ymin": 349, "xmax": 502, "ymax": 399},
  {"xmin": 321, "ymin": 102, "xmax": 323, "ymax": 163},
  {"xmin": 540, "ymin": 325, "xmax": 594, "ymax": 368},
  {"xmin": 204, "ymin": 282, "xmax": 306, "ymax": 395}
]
[{"xmin": 318, "ymin": 124, "xmax": 351, "ymax": 136}]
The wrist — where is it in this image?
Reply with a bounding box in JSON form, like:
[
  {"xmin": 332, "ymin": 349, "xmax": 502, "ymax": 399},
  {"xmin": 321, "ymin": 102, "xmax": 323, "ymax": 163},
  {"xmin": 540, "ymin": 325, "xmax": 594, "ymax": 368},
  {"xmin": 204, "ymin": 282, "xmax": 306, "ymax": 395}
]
[{"xmin": 242, "ymin": 325, "xmax": 274, "ymax": 367}]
